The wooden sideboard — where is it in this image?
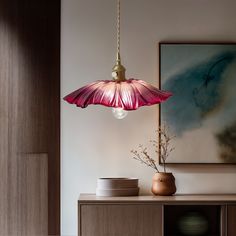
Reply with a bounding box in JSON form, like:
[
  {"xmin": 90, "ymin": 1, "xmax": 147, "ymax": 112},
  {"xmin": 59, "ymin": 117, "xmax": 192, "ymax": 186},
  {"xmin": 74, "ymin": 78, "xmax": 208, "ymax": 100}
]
[{"xmin": 78, "ymin": 194, "xmax": 236, "ymax": 236}]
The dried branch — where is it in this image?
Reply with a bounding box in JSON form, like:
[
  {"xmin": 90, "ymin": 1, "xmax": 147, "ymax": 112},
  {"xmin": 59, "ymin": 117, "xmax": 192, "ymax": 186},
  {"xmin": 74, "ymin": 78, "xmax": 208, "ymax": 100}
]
[
  {"xmin": 131, "ymin": 125, "xmax": 175, "ymax": 173},
  {"xmin": 131, "ymin": 146, "xmax": 159, "ymax": 172}
]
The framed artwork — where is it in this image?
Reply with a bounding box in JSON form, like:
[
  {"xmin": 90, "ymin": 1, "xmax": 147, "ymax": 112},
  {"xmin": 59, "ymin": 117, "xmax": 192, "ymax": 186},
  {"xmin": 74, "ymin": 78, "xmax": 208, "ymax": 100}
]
[{"xmin": 159, "ymin": 42, "xmax": 236, "ymax": 164}]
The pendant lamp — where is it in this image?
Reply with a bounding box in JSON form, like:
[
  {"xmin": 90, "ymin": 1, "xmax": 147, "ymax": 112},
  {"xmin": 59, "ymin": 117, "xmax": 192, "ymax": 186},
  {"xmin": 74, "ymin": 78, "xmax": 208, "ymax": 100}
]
[{"xmin": 63, "ymin": 0, "xmax": 172, "ymax": 119}]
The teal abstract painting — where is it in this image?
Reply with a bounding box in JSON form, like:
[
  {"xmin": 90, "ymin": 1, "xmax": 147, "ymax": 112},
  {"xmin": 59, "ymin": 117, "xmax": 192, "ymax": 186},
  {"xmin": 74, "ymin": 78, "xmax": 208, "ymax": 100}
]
[{"xmin": 160, "ymin": 43, "xmax": 236, "ymax": 163}]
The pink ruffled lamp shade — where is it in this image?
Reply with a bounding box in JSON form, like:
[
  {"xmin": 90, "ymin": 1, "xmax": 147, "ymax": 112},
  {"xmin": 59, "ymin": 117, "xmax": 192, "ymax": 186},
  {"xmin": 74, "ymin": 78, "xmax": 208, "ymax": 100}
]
[{"xmin": 63, "ymin": 78, "xmax": 172, "ymax": 110}]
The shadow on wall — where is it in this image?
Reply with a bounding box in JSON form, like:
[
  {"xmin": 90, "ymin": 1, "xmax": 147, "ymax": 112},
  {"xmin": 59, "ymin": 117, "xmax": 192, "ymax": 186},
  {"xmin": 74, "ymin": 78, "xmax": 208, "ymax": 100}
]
[
  {"xmin": 0, "ymin": 0, "xmax": 60, "ymax": 74},
  {"xmin": 0, "ymin": 0, "xmax": 60, "ymax": 152}
]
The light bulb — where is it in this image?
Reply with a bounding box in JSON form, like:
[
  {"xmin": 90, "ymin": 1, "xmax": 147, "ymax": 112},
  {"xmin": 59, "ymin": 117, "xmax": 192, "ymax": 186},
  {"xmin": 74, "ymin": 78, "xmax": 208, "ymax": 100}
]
[{"xmin": 112, "ymin": 108, "xmax": 128, "ymax": 119}]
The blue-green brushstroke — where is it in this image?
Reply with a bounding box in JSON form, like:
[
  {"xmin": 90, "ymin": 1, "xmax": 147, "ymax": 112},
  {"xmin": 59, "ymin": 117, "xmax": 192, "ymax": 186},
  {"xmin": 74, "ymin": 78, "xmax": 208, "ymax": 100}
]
[{"xmin": 162, "ymin": 51, "xmax": 236, "ymax": 136}]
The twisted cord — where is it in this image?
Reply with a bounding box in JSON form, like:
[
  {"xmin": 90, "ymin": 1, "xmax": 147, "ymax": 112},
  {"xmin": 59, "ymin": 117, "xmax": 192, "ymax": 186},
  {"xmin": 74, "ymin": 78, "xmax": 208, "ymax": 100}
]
[{"xmin": 117, "ymin": 0, "xmax": 120, "ymax": 56}]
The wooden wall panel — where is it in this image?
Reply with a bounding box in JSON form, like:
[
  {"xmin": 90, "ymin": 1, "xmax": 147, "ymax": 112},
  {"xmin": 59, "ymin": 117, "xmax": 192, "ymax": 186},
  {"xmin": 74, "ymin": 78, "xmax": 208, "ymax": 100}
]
[
  {"xmin": 0, "ymin": 0, "xmax": 60, "ymax": 235},
  {"xmin": 0, "ymin": 16, "xmax": 10, "ymax": 236},
  {"xmin": 18, "ymin": 154, "xmax": 48, "ymax": 236}
]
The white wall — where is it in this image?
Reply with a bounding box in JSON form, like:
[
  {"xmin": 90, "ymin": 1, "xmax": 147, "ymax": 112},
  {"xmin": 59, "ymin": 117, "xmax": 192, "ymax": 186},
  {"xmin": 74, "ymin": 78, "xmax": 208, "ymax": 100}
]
[{"xmin": 61, "ymin": 0, "xmax": 236, "ymax": 235}]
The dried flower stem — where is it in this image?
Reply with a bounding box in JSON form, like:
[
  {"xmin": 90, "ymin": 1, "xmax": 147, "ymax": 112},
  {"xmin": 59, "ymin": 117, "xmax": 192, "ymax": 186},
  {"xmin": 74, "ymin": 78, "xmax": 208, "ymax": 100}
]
[
  {"xmin": 131, "ymin": 146, "xmax": 159, "ymax": 172},
  {"xmin": 131, "ymin": 125, "xmax": 175, "ymax": 173}
]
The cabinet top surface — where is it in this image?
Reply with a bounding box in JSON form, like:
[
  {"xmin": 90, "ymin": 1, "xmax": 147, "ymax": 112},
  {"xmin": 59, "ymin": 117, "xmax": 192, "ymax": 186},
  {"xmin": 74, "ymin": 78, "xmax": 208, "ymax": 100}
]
[{"xmin": 79, "ymin": 194, "xmax": 236, "ymax": 203}]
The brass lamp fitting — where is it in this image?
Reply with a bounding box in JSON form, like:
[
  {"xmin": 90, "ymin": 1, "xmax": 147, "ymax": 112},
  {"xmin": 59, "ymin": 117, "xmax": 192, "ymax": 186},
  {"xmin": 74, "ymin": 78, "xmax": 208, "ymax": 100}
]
[{"xmin": 112, "ymin": 53, "xmax": 126, "ymax": 81}]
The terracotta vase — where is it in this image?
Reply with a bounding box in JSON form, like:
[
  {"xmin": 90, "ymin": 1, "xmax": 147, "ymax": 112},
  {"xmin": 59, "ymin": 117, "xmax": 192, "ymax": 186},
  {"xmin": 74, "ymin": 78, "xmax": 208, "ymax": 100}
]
[{"xmin": 151, "ymin": 172, "xmax": 176, "ymax": 196}]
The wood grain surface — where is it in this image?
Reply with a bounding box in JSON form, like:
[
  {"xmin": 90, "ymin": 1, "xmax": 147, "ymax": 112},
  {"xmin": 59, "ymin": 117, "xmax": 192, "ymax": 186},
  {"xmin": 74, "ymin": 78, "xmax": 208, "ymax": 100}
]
[
  {"xmin": 79, "ymin": 194, "xmax": 236, "ymax": 203},
  {"xmin": 79, "ymin": 194, "xmax": 236, "ymax": 236},
  {"xmin": 18, "ymin": 154, "xmax": 48, "ymax": 236},
  {"xmin": 80, "ymin": 204, "xmax": 163, "ymax": 236},
  {"xmin": 227, "ymin": 205, "xmax": 236, "ymax": 236},
  {"xmin": 0, "ymin": 13, "xmax": 10, "ymax": 234},
  {"xmin": 0, "ymin": 0, "xmax": 60, "ymax": 235}
]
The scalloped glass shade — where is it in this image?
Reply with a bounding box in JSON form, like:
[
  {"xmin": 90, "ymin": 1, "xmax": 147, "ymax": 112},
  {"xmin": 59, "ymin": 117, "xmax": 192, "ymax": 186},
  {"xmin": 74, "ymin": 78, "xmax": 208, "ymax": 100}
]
[{"xmin": 63, "ymin": 78, "xmax": 172, "ymax": 110}]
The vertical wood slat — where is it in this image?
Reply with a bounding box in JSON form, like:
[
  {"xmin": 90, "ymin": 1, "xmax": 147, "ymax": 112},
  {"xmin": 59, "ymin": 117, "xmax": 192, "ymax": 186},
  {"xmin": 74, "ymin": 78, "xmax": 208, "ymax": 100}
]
[
  {"xmin": 8, "ymin": 9, "xmax": 20, "ymax": 234},
  {"xmin": 227, "ymin": 205, "xmax": 236, "ymax": 236},
  {"xmin": 0, "ymin": 16, "xmax": 9, "ymax": 236},
  {"xmin": 18, "ymin": 154, "xmax": 48, "ymax": 236},
  {"xmin": 221, "ymin": 205, "xmax": 227, "ymax": 236}
]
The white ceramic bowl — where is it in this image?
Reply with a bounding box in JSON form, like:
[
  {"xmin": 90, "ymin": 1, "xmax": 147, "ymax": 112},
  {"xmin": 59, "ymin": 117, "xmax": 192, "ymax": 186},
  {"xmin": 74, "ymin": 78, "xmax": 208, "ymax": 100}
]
[
  {"xmin": 97, "ymin": 178, "xmax": 138, "ymax": 189},
  {"xmin": 96, "ymin": 178, "xmax": 139, "ymax": 197}
]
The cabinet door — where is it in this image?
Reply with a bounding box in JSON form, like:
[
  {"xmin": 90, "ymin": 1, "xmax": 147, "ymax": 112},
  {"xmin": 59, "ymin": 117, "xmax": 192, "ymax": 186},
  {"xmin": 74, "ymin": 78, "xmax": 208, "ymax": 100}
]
[
  {"xmin": 228, "ymin": 205, "xmax": 236, "ymax": 236},
  {"xmin": 80, "ymin": 204, "xmax": 162, "ymax": 236}
]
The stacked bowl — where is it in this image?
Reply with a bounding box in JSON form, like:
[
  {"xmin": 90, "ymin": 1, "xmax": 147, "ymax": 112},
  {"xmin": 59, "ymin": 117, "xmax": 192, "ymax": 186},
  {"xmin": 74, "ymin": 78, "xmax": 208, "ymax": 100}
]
[{"xmin": 96, "ymin": 178, "xmax": 139, "ymax": 197}]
